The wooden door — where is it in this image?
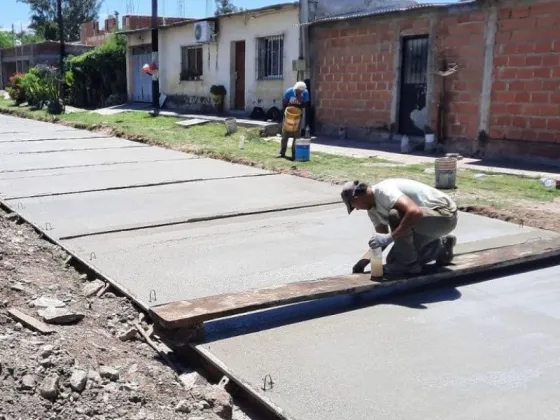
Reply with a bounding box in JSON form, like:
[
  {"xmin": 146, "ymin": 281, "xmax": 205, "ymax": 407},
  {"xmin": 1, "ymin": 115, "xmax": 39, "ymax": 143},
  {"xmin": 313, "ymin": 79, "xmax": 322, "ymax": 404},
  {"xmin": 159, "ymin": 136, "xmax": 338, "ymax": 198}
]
[{"xmin": 234, "ymin": 41, "xmax": 246, "ymax": 110}]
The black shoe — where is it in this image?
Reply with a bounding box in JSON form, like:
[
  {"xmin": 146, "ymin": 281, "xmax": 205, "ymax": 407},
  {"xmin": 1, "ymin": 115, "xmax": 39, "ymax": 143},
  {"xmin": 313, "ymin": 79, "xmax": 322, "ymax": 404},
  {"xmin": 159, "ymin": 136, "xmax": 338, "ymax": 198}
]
[
  {"xmin": 276, "ymin": 153, "xmax": 285, "ymax": 158},
  {"xmin": 436, "ymin": 235, "xmax": 457, "ymax": 266}
]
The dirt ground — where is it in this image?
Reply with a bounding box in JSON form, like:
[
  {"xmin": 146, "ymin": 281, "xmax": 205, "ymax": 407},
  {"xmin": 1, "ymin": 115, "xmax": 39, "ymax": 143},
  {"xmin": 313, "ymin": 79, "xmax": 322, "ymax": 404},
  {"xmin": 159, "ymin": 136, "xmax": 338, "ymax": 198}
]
[
  {"xmin": 0, "ymin": 211, "xmax": 253, "ymax": 420},
  {"xmin": 459, "ymin": 197, "xmax": 560, "ymax": 233}
]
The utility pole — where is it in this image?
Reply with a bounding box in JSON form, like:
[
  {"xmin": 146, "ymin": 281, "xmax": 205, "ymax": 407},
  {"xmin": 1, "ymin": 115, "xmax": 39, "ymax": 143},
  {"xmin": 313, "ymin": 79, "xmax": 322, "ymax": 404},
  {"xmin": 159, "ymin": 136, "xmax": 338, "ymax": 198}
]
[
  {"xmin": 151, "ymin": 0, "xmax": 159, "ymax": 108},
  {"xmin": 12, "ymin": 24, "xmax": 17, "ymax": 73},
  {"xmin": 57, "ymin": 0, "xmax": 65, "ymax": 101}
]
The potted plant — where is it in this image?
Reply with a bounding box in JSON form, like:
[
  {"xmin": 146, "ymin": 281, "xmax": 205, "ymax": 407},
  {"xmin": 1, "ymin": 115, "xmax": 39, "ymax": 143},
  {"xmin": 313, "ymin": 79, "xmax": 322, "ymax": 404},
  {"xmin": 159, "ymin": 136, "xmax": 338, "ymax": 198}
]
[{"xmin": 210, "ymin": 85, "xmax": 226, "ymax": 113}]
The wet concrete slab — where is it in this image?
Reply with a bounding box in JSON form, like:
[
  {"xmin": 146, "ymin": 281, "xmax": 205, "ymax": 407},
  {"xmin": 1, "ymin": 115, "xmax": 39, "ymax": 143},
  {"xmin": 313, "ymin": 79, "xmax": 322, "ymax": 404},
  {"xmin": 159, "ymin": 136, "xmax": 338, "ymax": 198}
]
[
  {"xmin": 0, "ymin": 137, "xmax": 145, "ymax": 154},
  {"xmin": 0, "ymin": 146, "xmax": 194, "ymax": 173},
  {"xmin": 61, "ymin": 206, "xmax": 554, "ymax": 307},
  {"xmin": 0, "ymin": 158, "xmax": 270, "ymax": 199},
  {"xmin": 0, "ymin": 130, "xmax": 107, "ymax": 142},
  {"xmin": 10, "ymin": 174, "xmax": 339, "ymax": 239},
  {"xmin": 197, "ymin": 264, "xmax": 560, "ymax": 420},
  {"xmin": 0, "ymin": 116, "xmax": 83, "ymax": 134}
]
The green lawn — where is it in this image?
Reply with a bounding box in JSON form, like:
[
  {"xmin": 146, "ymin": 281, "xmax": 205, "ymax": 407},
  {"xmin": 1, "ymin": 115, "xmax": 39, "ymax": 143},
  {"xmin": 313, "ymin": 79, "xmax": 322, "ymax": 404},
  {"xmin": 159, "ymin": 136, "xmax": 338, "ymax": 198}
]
[{"xmin": 1, "ymin": 98, "xmax": 558, "ymax": 210}]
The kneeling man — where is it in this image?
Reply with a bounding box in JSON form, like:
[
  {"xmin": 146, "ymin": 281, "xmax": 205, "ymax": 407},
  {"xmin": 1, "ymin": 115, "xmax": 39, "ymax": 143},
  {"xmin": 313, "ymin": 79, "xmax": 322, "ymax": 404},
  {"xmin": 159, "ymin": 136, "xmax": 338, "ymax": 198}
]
[{"xmin": 341, "ymin": 178, "xmax": 458, "ymax": 275}]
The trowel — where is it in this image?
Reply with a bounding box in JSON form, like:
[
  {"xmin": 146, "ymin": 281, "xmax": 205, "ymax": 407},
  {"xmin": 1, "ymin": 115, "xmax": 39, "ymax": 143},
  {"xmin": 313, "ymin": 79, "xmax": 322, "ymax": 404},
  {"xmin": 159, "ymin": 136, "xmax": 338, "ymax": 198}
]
[{"xmin": 352, "ymin": 249, "xmax": 371, "ymax": 274}]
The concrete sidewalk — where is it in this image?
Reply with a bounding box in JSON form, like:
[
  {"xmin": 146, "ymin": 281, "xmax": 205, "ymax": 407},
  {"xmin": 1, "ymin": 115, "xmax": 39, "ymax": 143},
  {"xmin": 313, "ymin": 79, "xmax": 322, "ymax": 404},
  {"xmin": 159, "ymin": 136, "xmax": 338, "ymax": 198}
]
[{"xmin": 267, "ymin": 135, "xmax": 560, "ymax": 179}]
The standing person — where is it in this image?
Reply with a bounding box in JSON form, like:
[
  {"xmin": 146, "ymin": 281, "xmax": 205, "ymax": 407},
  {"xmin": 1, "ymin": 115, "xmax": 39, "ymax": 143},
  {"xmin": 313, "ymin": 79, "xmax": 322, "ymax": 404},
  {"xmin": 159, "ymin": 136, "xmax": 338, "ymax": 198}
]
[
  {"xmin": 278, "ymin": 81, "xmax": 310, "ymax": 159},
  {"xmin": 341, "ymin": 178, "xmax": 458, "ymax": 276}
]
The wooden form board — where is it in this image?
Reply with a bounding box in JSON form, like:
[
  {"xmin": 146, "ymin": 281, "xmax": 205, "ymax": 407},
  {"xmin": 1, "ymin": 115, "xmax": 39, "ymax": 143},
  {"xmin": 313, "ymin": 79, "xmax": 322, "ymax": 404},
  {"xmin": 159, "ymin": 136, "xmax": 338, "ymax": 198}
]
[{"xmin": 150, "ymin": 237, "xmax": 560, "ymax": 329}]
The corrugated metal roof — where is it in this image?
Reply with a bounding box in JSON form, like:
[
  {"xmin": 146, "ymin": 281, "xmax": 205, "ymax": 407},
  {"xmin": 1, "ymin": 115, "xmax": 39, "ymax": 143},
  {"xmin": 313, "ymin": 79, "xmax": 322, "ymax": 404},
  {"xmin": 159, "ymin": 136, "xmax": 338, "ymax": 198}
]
[{"xmin": 304, "ymin": 0, "xmax": 476, "ymax": 26}]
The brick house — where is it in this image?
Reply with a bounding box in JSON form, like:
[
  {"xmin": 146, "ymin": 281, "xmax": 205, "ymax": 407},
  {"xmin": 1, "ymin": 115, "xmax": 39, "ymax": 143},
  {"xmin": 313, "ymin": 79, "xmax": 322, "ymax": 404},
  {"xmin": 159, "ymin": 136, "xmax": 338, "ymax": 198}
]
[{"xmin": 308, "ymin": 0, "xmax": 560, "ymax": 163}]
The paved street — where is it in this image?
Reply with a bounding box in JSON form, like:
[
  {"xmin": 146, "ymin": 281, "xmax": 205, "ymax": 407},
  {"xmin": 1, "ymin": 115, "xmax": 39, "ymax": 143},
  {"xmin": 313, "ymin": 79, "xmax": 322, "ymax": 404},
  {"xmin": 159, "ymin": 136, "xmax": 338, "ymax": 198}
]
[{"xmin": 1, "ymin": 113, "xmax": 559, "ymax": 419}]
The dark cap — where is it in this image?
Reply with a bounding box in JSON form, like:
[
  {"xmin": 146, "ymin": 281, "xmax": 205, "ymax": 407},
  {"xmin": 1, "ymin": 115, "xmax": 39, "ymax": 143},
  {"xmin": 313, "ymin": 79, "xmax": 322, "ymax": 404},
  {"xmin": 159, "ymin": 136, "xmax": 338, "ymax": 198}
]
[{"xmin": 340, "ymin": 180, "xmax": 360, "ymax": 214}]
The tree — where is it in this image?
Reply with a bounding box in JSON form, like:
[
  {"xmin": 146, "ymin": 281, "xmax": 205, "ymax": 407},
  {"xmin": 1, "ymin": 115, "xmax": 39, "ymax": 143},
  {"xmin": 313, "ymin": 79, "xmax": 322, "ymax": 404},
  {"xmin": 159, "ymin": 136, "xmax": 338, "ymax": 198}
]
[
  {"xmin": 0, "ymin": 31, "xmax": 14, "ymax": 48},
  {"xmin": 0, "ymin": 29, "xmax": 45, "ymax": 49},
  {"xmin": 17, "ymin": 0, "xmax": 103, "ymax": 42},
  {"xmin": 214, "ymin": 0, "xmax": 241, "ymax": 16}
]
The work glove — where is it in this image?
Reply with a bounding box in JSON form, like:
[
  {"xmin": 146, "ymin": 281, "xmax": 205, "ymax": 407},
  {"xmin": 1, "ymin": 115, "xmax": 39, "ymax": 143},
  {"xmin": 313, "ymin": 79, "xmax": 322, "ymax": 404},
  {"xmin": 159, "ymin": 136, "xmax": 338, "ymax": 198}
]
[{"xmin": 369, "ymin": 233, "xmax": 394, "ymax": 250}]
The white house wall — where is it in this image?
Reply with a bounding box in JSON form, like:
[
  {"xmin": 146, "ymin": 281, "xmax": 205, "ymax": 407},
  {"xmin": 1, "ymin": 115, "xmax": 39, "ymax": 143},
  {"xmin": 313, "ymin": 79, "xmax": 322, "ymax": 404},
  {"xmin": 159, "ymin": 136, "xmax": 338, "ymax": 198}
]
[{"xmin": 157, "ymin": 6, "xmax": 300, "ymax": 113}]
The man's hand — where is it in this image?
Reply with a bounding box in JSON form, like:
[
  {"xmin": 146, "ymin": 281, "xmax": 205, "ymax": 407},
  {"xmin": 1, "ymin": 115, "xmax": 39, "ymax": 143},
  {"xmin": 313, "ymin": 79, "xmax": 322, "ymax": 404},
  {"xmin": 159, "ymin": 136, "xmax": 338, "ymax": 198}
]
[{"xmin": 369, "ymin": 233, "xmax": 394, "ymax": 250}]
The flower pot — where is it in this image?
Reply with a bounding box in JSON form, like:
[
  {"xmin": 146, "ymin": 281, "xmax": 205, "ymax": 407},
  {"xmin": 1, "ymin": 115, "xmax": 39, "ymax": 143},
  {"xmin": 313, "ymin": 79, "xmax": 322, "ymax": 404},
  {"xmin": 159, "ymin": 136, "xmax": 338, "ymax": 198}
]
[{"xmin": 212, "ymin": 94, "xmax": 225, "ymax": 113}]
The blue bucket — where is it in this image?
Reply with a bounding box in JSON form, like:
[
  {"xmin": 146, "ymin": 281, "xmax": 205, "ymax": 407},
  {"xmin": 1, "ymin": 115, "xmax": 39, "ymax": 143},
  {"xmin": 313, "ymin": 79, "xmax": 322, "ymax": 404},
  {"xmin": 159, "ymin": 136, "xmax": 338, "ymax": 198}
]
[{"xmin": 295, "ymin": 138, "xmax": 311, "ymax": 162}]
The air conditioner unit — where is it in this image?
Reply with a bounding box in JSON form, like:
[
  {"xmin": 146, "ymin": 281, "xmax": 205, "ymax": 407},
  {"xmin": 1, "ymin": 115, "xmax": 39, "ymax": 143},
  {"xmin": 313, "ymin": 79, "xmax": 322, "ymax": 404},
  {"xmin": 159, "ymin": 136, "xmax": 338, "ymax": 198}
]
[{"xmin": 194, "ymin": 20, "xmax": 216, "ymax": 43}]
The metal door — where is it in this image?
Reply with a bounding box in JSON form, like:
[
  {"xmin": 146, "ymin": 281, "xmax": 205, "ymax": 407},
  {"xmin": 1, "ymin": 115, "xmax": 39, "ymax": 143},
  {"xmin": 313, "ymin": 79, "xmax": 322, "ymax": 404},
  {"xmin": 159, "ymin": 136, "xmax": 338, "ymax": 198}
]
[
  {"xmin": 131, "ymin": 46, "xmax": 152, "ymax": 103},
  {"xmin": 398, "ymin": 36, "xmax": 429, "ymax": 136},
  {"xmin": 234, "ymin": 41, "xmax": 246, "ymax": 110}
]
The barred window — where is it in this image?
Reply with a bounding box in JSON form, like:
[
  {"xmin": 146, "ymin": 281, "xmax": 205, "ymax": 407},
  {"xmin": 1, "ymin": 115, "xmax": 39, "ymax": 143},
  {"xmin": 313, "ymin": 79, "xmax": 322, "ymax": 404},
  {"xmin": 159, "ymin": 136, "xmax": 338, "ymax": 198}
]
[
  {"xmin": 257, "ymin": 35, "xmax": 284, "ymax": 80},
  {"xmin": 180, "ymin": 46, "xmax": 203, "ymax": 81}
]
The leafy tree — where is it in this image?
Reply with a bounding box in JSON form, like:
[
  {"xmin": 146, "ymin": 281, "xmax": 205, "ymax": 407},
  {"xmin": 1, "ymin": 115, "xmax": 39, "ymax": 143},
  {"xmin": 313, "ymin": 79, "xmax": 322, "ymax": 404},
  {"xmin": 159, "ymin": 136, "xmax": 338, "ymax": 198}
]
[
  {"xmin": 214, "ymin": 0, "xmax": 242, "ymax": 16},
  {"xmin": 17, "ymin": 0, "xmax": 103, "ymax": 42},
  {"xmin": 0, "ymin": 31, "xmax": 14, "ymax": 48},
  {"xmin": 0, "ymin": 29, "xmax": 45, "ymax": 48}
]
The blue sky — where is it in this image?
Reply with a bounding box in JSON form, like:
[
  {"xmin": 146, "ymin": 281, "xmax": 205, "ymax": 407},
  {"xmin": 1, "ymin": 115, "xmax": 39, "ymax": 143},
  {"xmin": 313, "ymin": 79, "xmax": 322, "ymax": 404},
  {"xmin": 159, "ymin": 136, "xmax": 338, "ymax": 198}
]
[
  {"xmin": 0, "ymin": 0, "xmax": 288, "ymax": 31},
  {"xmin": 1, "ymin": 0, "xmax": 457, "ymax": 32}
]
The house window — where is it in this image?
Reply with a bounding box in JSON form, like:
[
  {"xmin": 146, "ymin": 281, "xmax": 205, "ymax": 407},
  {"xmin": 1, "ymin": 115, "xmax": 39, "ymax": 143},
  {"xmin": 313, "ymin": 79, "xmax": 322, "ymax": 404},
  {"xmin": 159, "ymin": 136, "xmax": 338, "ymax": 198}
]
[
  {"xmin": 180, "ymin": 46, "xmax": 203, "ymax": 81},
  {"xmin": 257, "ymin": 35, "xmax": 284, "ymax": 80}
]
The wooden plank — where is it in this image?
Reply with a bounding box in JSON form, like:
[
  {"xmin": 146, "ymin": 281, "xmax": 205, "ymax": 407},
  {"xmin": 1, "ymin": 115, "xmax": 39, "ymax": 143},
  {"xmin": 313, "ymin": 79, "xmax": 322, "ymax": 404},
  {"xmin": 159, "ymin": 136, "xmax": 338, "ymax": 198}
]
[
  {"xmin": 150, "ymin": 236, "xmax": 560, "ymax": 329},
  {"xmin": 8, "ymin": 308, "xmax": 56, "ymax": 335}
]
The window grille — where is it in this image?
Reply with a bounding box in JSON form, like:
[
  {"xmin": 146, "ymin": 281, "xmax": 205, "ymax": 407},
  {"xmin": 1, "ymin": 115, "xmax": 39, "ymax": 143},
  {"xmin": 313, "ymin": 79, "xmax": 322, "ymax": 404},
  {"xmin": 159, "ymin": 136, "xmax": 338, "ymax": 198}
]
[{"xmin": 257, "ymin": 35, "xmax": 284, "ymax": 80}]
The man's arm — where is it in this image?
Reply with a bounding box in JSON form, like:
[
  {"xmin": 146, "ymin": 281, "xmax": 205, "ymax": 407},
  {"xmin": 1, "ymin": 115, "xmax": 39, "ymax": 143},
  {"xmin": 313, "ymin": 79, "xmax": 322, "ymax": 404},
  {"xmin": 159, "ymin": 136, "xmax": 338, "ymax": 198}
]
[
  {"xmin": 391, "ymin": 196, "xmax": 423, "ymax": 239},
  {"xmin": 375, "ymin": 224, "xmax": 389, "ymax": 234}
]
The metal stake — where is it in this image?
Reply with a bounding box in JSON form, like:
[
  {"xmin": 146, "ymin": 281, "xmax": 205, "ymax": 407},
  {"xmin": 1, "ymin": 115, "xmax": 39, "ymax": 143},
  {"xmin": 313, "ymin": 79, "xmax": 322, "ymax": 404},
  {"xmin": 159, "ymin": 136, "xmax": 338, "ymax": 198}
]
[{"xmin": 262, "ymin": 374, "xmax": 274, "ymax": 391}]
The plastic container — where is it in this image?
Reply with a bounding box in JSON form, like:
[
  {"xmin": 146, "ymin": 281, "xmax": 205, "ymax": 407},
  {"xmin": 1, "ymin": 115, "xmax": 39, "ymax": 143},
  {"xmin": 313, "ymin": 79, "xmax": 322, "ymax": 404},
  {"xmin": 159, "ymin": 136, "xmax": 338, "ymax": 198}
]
[
  {"xmin": 541, "ymin": 177, "xmax": 556, "ymax": 188},
  {"xmin": 400, "ymin": 135, "xmax": 410, "ymax": 154},
  {"xmin": 294, "ymin": 138, "xmax": 311, "ymax": 162},
  {"xmin": 283, "ymin": 106, "xmax": 302, "ymax": 132},
  {"xmin": 370, "ymin": 248, "xmax": 383, "ymax": 279},
  {"xmin": 435, "ymin": 157, "xmax": 457, "ymax": 189},
  {"xmin": 424, "ymin": 133, "xmax": 436, "ymax": 152}
]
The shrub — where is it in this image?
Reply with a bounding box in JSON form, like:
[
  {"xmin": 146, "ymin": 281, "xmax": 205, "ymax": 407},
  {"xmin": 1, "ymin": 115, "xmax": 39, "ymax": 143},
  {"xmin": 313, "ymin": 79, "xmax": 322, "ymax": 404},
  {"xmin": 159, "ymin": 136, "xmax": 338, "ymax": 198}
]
[
  {"xmin": 21, "ymin": 65, "xmax": 60, "ymax": 109},
  {"xmin": 66, "ymin": 33, "xmax": 127, "ymax": 108},
  {"xmin": 104, "ymin": 93, "xmax": 127, "ymax": 107},
  {"xmin": 7, "ymin": 73, "xmax": 26, "ymax": 105},
  {"xmin": 210, "ymin": 85, "xmax": 227, "ymax": 96}
]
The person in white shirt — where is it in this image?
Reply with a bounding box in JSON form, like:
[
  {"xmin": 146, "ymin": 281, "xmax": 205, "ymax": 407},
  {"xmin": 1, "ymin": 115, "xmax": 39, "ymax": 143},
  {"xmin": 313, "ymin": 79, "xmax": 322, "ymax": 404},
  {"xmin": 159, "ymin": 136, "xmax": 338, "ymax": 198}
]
[{"xmin": 341, "ymin": 178, "xmax": 458, "ymax": 276}]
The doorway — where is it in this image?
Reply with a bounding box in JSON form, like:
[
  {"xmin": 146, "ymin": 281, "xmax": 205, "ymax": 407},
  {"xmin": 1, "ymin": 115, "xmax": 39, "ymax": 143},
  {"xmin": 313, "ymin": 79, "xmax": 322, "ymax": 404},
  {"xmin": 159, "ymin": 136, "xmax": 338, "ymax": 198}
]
[
  {"xmin": 131, "ymin": 45, "xmax": 153, "ymax": 103},
  {"xmin": 233, "ymin": 41, "xmax": 245, "ymax": 111},
  {"xmin": 398, "ymin": 36, "xmax": 429, "ymax": 136}
]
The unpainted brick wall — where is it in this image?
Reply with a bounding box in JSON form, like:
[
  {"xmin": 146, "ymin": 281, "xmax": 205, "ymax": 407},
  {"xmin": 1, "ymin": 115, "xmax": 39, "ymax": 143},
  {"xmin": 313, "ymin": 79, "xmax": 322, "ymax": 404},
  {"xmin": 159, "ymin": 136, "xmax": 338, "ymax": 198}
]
[
  {"xmin": 312, "ymin": 9, "xmax": 487, "ymax": 138},
  {"xmin": 431, "ymin": 11, "xmax": 486, "ymax": 139},
  {"xmin": 491, "ymin": 1, "xmax": 560, "ymax": 143},
  {"xmin": 313, "ymin": 20, "xmax": 396, "ymax": 130}
]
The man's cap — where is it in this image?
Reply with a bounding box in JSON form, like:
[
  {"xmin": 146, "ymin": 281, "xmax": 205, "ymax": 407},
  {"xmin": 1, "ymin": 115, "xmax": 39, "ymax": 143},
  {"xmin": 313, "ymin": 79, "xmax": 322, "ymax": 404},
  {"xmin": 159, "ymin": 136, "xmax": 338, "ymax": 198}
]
[{"xmin": 340, "ymin": 180, "xmax": 360, "ymax": 214}]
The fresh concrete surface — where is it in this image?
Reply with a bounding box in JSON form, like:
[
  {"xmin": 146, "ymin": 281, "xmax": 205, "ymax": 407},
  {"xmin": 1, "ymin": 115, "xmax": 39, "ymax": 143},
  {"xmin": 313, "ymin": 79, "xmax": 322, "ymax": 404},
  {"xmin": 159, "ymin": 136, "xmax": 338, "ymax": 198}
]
[
  {"xmin": 0, "ymin": 130, "xmax": 108, "ymax": 142},
  {"xmin": 10, "ymin": 174, "xmax": 339, "ymax": 239},
  {"xmin": 0, "ymin": 118, "xmax": 83, "ymax": 134},
  {"xmin": 0, "ymin": 158, "xmax": 270, "ymax": 199},
  {"xmin": 0, "ymin": 137, "xmax": 145, "ymax": 154},
  {"xmin": 62, "ymin": 206, "xmax": 555, "ymax": 307},
  {"xmin": 0, "ymin": 146, "xmax": 195, "ymax": 173},
  {"xmin": 198, "ymin": 264, "xmax": 560, "ymax": 420}
]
